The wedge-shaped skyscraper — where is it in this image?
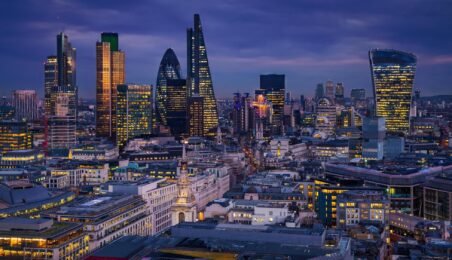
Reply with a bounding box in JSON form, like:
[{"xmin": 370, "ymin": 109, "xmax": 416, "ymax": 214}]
[
  {"xmin": 187, "ymin": 14, "xmax": 218, "ymax": 137},
  {"xmin": 369, "ymin": 49, "xmax": 416, "ymax": 135}
]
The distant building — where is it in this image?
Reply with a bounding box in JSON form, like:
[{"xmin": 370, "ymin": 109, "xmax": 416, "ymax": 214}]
[
  {"xmin": 315, "ymin": 97, "xmax": 336, "ymax": 136},
  {"xmin": 11, "ymin": 90, "xmax": 38, "ymax": 121},
  {"xmin": 335, "ymin": 82, "xmax": 345, "ymax": 104},
  {"xmin": 315, "ymin": 83, "xmax": 324, "ymax": 101},
  {"xmin": 350, "ymin": 88, "xmax": 365, "ymax": 101},
  {"xmin": 187, "ymin": 95, "xmax": 204, "ymax": 137},
  {"xmin": 362, "ymin": 117, "xmax": 385, "ymax": 160},
  {"xmin": 116, "ymin": 84, "xmax": 153, "ymax": 149},
  {"xmin": 166, "ymin": 79, "xmax": 188, "ymax": 138},
  {"xmin": 0, "ymin": 120, "xmax": 32, "ymax": 153},
  {"xmin": 369, "ymin": 49, "xmax": 417, "ymax": 135},
  {"xmin": 48, "ymin": 85, "xmax": 77, "ymax": 149},
  {"xmin": 232, "ymin": 92, "xmax": 252, "ymax": 135},
  {"xmin": 325, "ymin": 80, "xmax": 335, "ymax": 99},
  {"xmin": 0, "ymin": 105, "xmax": 15, "ymax": 121},
  {"xmin": 44, "ymin": 55, "xmax": 58, "ymax": 116},
  {"xmin": 259, "ymin": 74, "xmax": 285, "ymax": 134}
]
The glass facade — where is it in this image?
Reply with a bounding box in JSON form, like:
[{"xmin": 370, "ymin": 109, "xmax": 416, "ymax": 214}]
[
  {"xmin": 156, "ymin": 48, "xmax": 182, "ymax": 126},
  {"xmin": 116, "ymin": 84, "xmax": 152, "ymax": 149},
  {"xmin": 188, "ymin": 95, "xmax": 204, "ymax": 137},
  {"xmin": 187, "ymin": 14, "xmax": 219, "ymax": 137},
  {"xmin": 259, "ymin": 74, "xmax": 285, "ymax": 135},
  {"xmin": 166, "ymin": 79, "xmax": 187, "ymax": 138},
  {"xmin": 369, "ymin": 49, "xmax": 417, "ymax": 135},
  {"xmin": 44, "ymin": 55, "xmax": 58, "ymax": 117},
  {"xmin": 0, "ymin": 121, "xmax": 32, "ymax": 153},
  {"xmin": 96, "ymin": 33, "xmax": 125, "ymax": 139}
]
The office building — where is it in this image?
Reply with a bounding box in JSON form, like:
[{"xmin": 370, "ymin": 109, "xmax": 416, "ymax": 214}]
[
  {"xmin": 44, "ymin": 55, "xmax": 58, "ymax": 116},
  {"xmin": 96, "ymin": 32, "xmax": 125, "ymax": 139},
  {"xmin": 116, "ymin": 84, "xmax": 152, "ymax": 149},
  {"xmin": 44, "ymin": 33, "xmax": 77, "ymax": 150},
  {"xmin": 315, "ymin": 83, "xmax": 324, "ymax": 101},
  {"xmin": 335, "ymin": 82, "xmax": 344, "ymax": 104},
  {"xmin": 0, "ymin": 121, "xmax": 32, "ymax": 153},
  {"xmin": 350, "ymin": 88, "xmax": 365, "ymax": 101},
  {"xmin": 336, "ymin": 190, "xmax": 389, "ymax": 229},
  {"xmin": 166, "ymin": 79, "xmax": 187, "ymax": 138},
  {"xmin": 156, "ymin": 48, "xmax": 182, "ymax": 126},
  {"xmin": 187, "ymin": 95, "xmax": 204, "ymax": 137},
  {"xmin": 12, "ymin": 90, "xmax": 38, "ymax": 121},
  {"xmin": 362, "ymin": 117, "xmax": 385, "ymax": 160},
  {"xmin": 232, "ymin": 92, "xmax": 252, "ymax": 134},
  {"xmin": 43, "ymin": 194, "xmax": 151, "ymax": 250},
  {"xmin": 48, "ymin": 85, "xmax": 77, "ymax": 149},
  {"xmin": 258, "ymin": 74, "xmax": 285, "ymax": 134},
  {"xmin": 0, "ymin": 218, "xmax": 89, "ymax": 259},
  {"xmin": 423, "ymin": 173, "xmax": 452, "ymax": 221},
  {"xmin": 369, "ymin": 49, "xmax": 417, "ymax": 135},
  {"xmin": 0, "ymin": 105, "xmax": 14, "ymax": 121},
  {"xmin": 315, "ymin": 97, "xmax": 336, "ymax": 135},
  {"xmin": 187, "ymin": 14, "xmax": 219, "ymax": 137},
  {"xmin": 325, "ymin": 80, "xmax": 335, "ymax": 99}
]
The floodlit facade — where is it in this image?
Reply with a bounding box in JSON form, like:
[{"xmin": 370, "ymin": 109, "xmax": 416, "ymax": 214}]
[
  {"xmin": 12, "ymin": 90, "xmax": 38, "ymax": 121},
  {"xmin": 156, "ymin": 48, "xmax": 182, "ymax": 126},
  {"xmin": 96, "ymin": 32, "xmax": 125, "ymax": 139},
  {"xmin": 187, "ymin": 14, "xmax": 219, "ymax": 137},
  {"xmin": 369, "ymin": 49, "xmax": 417, "ymax": 135},
  {"xmin": 116, "ymin": 84, "xmax": 152, "ymax": 149}
]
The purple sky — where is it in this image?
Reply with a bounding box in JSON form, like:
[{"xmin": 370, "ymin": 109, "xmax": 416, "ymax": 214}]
[{"xmin": 1, "ymin": 0, "xmax": 451, "ymax": 99}]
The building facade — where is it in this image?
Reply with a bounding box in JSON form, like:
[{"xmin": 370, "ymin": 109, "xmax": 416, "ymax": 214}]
[
  {"xmin": 369, "ymin": 49, "xmax": 417, "ymax": 135},
  {"xmin": 11, "ymin": 90, "xmax": 38, "ymax": 121}
]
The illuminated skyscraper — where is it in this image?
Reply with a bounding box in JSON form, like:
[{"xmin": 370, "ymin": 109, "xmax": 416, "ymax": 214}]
[
  {"xmin": 45, "ymin": 33, "xmax": 77, "ymax": 149},
  {"xmin": 369, "ymin": 49, "xmax": 417, "ymax": 135},
  {"xmin": 166, "ymin": 79, "xmax": 187, "ymax": 138},
  {"xmin": 259, "ymin": 74, "xmax": 285, "ymax": 135},
  {"xmin": 44, "ymin": 55, "xmax": 57, "ymax": 116},
  {"xmin": 96, "ymin": 32, "xmax": 125, "ymax": 139},
  {"xmin": 116, "ymin": 84, "xmax": 152, "ymax": 149},
  {"xmin": 156, "ymin": 48, "xmax": 182, "ymax": 126},
  {"xmin": 187, "ymin": 95, "xmax": 204, "ymax": 137},
  {"xmin": 187, "ymin": 14, "xmax": 218, "ymax": 137},
  {"xmin": 315, "ymin": 97, "xmax": 336, "ymax": 136},
  {"xmin": 11, "ymin": 90, "xmax": 38, "ymax": 121}
]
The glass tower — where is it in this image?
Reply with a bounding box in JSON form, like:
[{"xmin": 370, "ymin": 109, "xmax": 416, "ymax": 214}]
[
  {"xmin": 116, "ymin": 84, "xmax": 152, "ymax": 149},
  {"xmin": 156, "ymin": 48, "xmax": 182, "ymax": 126},
  {"xmin": 187, "ymin": 14, "xmax": 219, "ymax": 137},
  {"xmin": 369, "ymin": 49, "xmax": 417, "ymax": 135},
  {"xmin": 166, "ymin": 79, "xmax": 187, "ymax": 138},
  {"xmin": 44, "ymin": 55, "xmax": 57, "ymax": 117},
  {"xmin": 96, "ymin": 33, "xmax": 125, "ymax": 139},
  {"xmin": 259, "ymin": 74, "xmax": 285, "ymax": 135}
]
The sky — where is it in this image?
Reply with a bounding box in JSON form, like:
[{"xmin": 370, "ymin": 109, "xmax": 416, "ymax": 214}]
[{"xmin": 0, "ymin": 0, "xmax": 452, "ymax": 99}]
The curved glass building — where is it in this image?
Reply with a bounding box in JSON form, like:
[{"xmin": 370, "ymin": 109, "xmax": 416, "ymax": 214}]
[
  {"xmin": 369, "ymin": 49, "xmax": 417, "ymax": 135},
  {"xmin": 156, "ymin": 48, "xmax": 182, "ymax": 126}
]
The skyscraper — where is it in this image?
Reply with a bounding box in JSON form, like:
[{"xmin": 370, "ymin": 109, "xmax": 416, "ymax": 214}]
[
  {"xmin": 116, "ymin": 84, "xmax": 152, "ymax": 149},
  {"xmin": 49, "ymin": 85, "xmax": 77, "ymax": 149},
  {"xmin": 315, "ymin": 97, "xmax": 336, "ymax": 135},
  {"xmin": 232, "ymin": 92, "xmax": 252, "ymax": 135},
  {"xmin": 156, "ymin": 48, "xmax": 182, "ymax": 126},
  {"xmin": 166, "ymin": 79, "xmax": 187, "ymax": 138},
  {"xmin": 12, "ymin": 90, "xmax": 38, "ymax": 121},
  {"xmin": 46, "ymin": 33, "xmax": 77, "ymax": 149},
  {"xmin": 44, "ymin": 55, "xmax": 57, "ymax": 116},
  {"xmin": 187, "ymin": 95, "xmax": 204, "ymax": 137},
  {"xmin": 369, "ymin": 49, "xmax": 417, "ymax": 135},
  {"xmin": 0, "ymin": 121, "xmax": 32, "ymax": 153},
  {"xmin": 187, "ymin": 14, "xmax": 219, "ymax": 137},
  {"xmin": 259, "ymin": 74, "xmax": 285, "ymax": 135},
  {"xmin": 325, "ymin": 80, "xmax": 335, "ymax": 99},
  {"xmin": 315, "ymin": 83, "xmax": 324, "ymax": 101},
  {"xmin": 335, "ymin": 82, "xmax": 344, "ymax": 105},
  {"xmin": 96, "ymin": 32, "xmax": 125, "ymax": 139},
  {"xmin": 350, "ymin": 88, "xmax": 365, "ymax": 101}
]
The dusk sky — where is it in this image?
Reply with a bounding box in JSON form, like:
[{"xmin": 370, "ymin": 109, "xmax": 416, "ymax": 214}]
[{"xmin": 1, "ymin": 0, "xmax": 452, "ymax": 99}]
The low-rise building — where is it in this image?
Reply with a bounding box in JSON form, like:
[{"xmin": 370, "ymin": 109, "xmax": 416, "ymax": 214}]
[{"xmin": 0, "ymin": 217, "xmax": 89, "ymax": 259}]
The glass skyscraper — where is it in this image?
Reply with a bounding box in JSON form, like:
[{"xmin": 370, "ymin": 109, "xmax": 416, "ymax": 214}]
[
  {"xmin": 116, "ymin": 84, "xmax": 152, "ymax": 149},
  {"xmin": 166, "ymin": 79, "xmax": 187, "ymax": 138},
  {"xmin": 259, "ymin": 74, "xmax": 285, "ymax": 135},
  {"xmin": 187, "ymin": 14, "xmax": 219, "ymax": 137},
  {"xmin": 369, "ymin": 49, "xmax": 417, "ymax": 135},
  {"xmin": 156, "ymin": 48, "xmax": 182, "ymax": 126},
  {"xmin": 45, "ymin": 33, "xmax": 77, "ymax": 149},
  {"xmin": 96, "ymin": 32, "xmax": 125, "ymax": 139}
]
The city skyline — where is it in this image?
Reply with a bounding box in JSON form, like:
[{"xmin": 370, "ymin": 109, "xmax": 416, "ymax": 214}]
[{"xmin": 1, "ymin": 1, "xmax": 452, "ymax": 99}]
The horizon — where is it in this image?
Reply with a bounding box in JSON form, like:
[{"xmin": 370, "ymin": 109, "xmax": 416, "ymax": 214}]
[{"xmin": 1, "ymin": 1, "xmax": 452, "ymax": 99}]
